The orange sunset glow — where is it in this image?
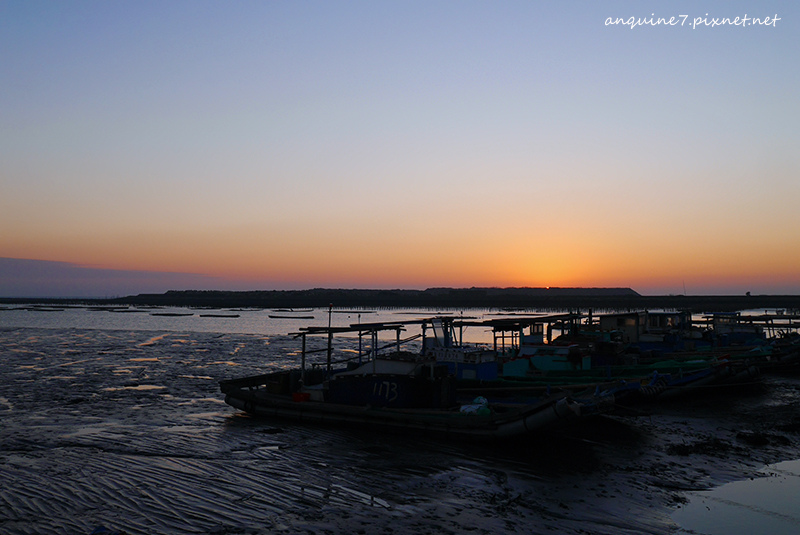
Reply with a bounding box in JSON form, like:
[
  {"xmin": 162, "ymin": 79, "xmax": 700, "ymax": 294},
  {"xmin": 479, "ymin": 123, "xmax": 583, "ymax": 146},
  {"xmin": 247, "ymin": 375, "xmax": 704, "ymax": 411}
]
[{"xmin": 2, "ymin": 2, "xmax": 799, "ymax": 297}]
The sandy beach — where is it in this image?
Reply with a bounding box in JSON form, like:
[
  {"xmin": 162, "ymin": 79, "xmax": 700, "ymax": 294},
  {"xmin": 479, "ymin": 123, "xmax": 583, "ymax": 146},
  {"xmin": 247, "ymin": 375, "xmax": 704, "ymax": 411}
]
[{"xmin": 3, "ymin": 326, "xmax": 800, "ymax": 534}]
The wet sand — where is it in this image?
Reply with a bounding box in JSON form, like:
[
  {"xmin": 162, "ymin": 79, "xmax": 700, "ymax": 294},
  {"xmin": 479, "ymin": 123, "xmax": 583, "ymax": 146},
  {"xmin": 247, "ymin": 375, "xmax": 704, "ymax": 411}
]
[{"xmin": 2, "ymin": 327, "xmax": 800, "ymax": 534}]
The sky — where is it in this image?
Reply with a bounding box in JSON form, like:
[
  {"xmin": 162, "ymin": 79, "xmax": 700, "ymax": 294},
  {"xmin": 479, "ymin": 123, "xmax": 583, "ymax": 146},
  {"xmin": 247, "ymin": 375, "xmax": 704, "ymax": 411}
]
[{"xmin": 1, "ymin": 0, "xmax": 798, "ymax": 297}]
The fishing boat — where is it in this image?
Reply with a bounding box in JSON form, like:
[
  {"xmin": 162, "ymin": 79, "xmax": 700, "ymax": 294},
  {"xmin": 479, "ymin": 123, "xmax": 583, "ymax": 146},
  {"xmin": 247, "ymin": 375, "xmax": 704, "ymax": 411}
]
[
  {"xmin": 763, "ymin": 333, "xmax": 800, "ymax": 373},
  {"xmin": 422, "ymin": 315, "xmax": 762, "ymax": 408},
  {"xmin": 219, "ymin": 319, "xmax": 585, "ymax": 440}
]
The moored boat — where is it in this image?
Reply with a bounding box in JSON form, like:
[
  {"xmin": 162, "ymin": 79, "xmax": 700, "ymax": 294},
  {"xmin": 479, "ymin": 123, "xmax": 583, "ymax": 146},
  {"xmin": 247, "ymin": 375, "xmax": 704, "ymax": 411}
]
[
  {"xmin": 219, "ymin": 320, "xmax": 586, "ymax": 440},
  {"xmin": 422, "ymin": 314, "xmax": 763, "ymax": 408},
  {"xmin": 220, "ymin": 371, "xmax": 582, "ymax": 440}
]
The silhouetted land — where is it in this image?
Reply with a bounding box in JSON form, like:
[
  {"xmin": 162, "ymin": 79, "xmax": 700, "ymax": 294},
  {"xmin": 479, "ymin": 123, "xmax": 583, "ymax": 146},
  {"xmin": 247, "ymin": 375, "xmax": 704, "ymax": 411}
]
[{"xmin": 3, "ymin": 287, "xmax": 800, "ymax": 313}]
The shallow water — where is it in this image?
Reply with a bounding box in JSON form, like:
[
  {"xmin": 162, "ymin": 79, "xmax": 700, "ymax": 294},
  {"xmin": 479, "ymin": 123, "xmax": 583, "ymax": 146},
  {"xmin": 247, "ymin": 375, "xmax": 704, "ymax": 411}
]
[
  {"xmin": 0, "ymin": 305, "xmax": 497, "ymax": 341},
  {"xmin": 673, "ymin": 459, "xmax": 800, "ymax": 535},
  {"xmin": 3, "ymin": 314, "xmax": 800, "ymax": 534}
]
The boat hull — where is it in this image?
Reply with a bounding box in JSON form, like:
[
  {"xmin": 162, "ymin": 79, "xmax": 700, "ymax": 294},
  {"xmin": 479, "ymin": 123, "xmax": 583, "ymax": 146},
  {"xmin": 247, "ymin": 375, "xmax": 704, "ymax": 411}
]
[{"xmin": 221, "ymin": 378, "xmax": 582, "ymax": 440}]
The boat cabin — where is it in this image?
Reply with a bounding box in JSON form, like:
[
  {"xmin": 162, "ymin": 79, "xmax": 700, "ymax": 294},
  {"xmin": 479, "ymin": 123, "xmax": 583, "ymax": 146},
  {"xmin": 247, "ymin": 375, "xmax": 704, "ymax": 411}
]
[{"xmin": 598, "ymin": 312, "xmax": 647, "ymax": 343}]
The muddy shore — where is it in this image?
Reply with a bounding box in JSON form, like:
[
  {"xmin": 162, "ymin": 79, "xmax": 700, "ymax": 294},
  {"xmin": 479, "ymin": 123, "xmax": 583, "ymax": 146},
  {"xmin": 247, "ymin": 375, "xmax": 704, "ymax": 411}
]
[{"xmin": 2, "ymin": 327, "xmax": 800, "ymax": 534}]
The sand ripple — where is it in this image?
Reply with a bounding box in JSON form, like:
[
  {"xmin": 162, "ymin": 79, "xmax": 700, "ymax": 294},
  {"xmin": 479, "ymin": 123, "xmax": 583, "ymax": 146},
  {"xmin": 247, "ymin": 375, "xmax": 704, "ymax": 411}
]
[
  {"xmin": 3, "ymin": 327, "xmax": 800, "ymax": 534},
  {"xmin": 0, "ymin": 329, "xmax": 427, "ymax": 533}
]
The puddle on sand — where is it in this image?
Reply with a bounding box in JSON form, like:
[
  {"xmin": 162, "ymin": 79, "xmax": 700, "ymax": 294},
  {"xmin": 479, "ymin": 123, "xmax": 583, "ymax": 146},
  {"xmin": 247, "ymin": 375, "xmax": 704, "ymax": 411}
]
[
  {"xmin": 673, "ymin": 459, "xmax": 800, "ymax": 535},
  {"xmin": 102, "ymin": 384, "xmax": 166, "ymax": 392}
]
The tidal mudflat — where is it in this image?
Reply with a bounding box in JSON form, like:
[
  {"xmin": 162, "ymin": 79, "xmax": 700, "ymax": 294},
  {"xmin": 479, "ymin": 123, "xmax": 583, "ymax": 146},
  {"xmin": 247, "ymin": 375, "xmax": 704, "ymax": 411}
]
[{"xmin": 3, "ymin": 327, "xmax": 800, "ymax": 534}]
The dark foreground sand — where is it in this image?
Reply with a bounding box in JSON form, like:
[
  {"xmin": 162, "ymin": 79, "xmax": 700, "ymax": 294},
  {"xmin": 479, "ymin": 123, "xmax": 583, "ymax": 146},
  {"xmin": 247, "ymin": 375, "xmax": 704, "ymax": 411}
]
[{"xmin": 2, "ymin": 327, "xmax": 800, "ymax": 534}]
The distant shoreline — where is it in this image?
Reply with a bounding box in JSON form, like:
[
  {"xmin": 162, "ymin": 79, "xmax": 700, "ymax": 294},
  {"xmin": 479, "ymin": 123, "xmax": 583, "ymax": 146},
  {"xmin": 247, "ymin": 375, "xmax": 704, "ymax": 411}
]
[{"xmin": 2, "ymin": 287, "xmax": 799, "ymax": 313}]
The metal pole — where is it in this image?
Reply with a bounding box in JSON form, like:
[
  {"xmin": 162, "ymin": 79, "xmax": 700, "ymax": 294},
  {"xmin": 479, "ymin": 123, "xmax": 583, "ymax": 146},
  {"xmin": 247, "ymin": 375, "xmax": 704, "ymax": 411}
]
[
  {"xmin": 301, "ymin": 333, "xmax": 306, "ymax": 385},
  {"xmin": 372, "ymin": 329, "xmax": 377, "ymax": 374},
  {"xmin": 326, "ymin": 304, "xmax": 333, "ymax": 376},
  {"xmin": 459, "ymin": 311, "xmax": 463, "ymax": 346},
  {"xmin": 358, "ymin": 313, "xmax": 362, "ymax": 364}
]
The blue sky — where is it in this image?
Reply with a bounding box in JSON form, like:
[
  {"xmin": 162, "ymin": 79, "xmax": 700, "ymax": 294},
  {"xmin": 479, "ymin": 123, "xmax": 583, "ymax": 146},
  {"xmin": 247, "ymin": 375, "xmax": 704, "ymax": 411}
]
[{"xmin": 1, "ymin": 1, "xmax": 798, "ymax": 297}]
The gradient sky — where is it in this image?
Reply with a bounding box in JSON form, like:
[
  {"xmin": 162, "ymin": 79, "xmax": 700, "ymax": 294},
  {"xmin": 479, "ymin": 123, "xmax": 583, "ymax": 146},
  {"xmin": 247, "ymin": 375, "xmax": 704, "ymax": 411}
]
[{"xmin": 2, "ymin": 0, "xmax": 798, "ymax": 297}]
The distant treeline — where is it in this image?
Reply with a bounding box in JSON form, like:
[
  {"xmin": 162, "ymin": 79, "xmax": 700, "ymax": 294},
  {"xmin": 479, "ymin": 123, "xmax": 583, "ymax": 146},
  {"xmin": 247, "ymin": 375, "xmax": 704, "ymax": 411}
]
[
  {"xmin": 119, "ymin": 287, "xmax": 640, "ymax": 309},
  {"xmin": 4, "ymin": 287, "xmax": 800, "ymax": 313}
]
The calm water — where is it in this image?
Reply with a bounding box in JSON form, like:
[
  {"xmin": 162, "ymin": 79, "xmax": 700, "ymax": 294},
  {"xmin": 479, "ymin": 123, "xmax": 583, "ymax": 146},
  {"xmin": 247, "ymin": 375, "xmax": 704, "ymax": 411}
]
[
  {"xmin": 673, "ymin": 459, "xmax": 800, "ymax": 535},
  {"xmin": 0, "ymin": 305, "xmax": 502, "ymax": 342}
]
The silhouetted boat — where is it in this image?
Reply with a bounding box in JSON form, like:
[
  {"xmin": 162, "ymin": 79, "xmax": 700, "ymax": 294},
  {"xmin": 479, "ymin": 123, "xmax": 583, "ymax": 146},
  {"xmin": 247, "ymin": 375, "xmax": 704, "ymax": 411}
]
[
  {"xmin": 219, "ymin": 321, "xmax": 585, "ymax": 440},
  {"xmin": 422, "ymin": 315, "xmax": 762, "ymax": 407}
]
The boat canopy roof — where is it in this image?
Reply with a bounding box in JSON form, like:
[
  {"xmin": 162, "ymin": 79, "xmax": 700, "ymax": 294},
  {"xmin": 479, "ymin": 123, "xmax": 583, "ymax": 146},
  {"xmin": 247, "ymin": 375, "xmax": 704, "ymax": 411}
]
[{"xmin": 291, "ymin": 313, "xmax": 582, "ymax": 338}]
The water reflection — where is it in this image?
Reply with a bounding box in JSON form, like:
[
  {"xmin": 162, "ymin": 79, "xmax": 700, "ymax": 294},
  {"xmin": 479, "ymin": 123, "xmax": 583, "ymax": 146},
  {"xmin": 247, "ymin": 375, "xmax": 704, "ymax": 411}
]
[{"xmin": 673, "ymin": 459, "xmax": 800, "ymax": 535}]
